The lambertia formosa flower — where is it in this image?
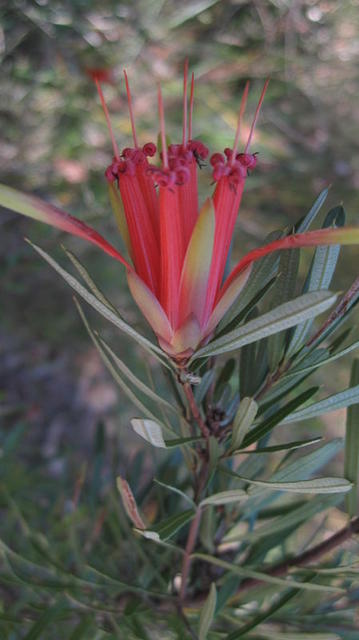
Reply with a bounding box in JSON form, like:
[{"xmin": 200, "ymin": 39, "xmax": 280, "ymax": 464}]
[{"xmin": 1, "ymin": 63, "xmax": 359, "ymax": 362}]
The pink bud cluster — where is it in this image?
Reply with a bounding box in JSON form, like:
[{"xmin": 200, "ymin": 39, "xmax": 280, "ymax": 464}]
[{"xmin": 210, "ymin": 149, "xmax": 258, "ymax": 186}]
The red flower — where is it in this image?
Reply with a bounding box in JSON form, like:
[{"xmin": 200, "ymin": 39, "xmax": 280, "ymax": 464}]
[{"xmin": 1, "ymin": 64, "xmax": 358, "ymax": 361}]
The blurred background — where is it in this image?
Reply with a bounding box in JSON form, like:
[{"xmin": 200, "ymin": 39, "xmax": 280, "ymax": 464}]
[{"xmin": 0, "ymin": 0, "xmax": 359, "ymax": 592}]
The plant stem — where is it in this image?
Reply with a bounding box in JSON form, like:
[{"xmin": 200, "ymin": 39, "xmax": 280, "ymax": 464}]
[
  {"xmin": 180, "ymin": 507, "xmax": 202, "ymax": 601},
  {"xmin": 183, "ymin": 382, "xmax": 209, "ymax": 438}
]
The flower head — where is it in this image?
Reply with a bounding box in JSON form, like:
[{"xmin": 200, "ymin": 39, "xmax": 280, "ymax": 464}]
[
  {"xmin": 1, "ymin": 64, "xmax": 359, "ymax": 363},
  {"xmin": 93, "ymin": 66, "xmax": 269, "ymax": 360}
]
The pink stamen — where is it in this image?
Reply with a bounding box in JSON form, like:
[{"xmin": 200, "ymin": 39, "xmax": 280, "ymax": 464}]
[
  {"xmin": 94, "ymin": 78, "xmax": 120, "ymax": 160},
  {"xmin": 182, "ymin": 59, "xmax": 189, "ymax": 148},
  {"xmin": 188, "ymin": 72, "xmax": 195, "ymax": 140},
  {"xmin": 157, "ymin": 85, "xmax": 168, "ymax": 169},
  {"xmin": 244, "ymin": 79, "xmax": 270, "ymax": 154},
  {"xmin": 230, "ymin": 80, "xmax": 250, "ymax": 167},
  {"xmin": 123, "ymin": 70, "xmax": 139, "ymax": 149}
]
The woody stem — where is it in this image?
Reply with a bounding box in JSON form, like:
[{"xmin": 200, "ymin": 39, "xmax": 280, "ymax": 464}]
[
  {"xmin": 179, "ymin": 507, "xmax": 202, "ymax": 601},
  {"xmin": 183, "ymin": 382, "xmax": 209, "ymax": 438}
]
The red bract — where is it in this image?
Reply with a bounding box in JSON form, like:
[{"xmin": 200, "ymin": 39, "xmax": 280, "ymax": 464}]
[{"xmin": 1, "ymin": 64, "xmax": 359, "ymax": 362}]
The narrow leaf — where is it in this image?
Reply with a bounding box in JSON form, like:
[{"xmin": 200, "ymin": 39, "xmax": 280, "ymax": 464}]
[
  {"xmin": 231, "ymin": 397, "xmax": 258, "ymax": 450},
  {"xmin": 194, "ymin": 291, "xmax": 337, "ymax": 359},
  {"xmin": 281, "ymin": 385, "xmax": 359, "ymax": 424},
  {"xmin": 193, "ymin": 554, "xmax": 342, "ymax": 594},
  {"xmin": 297, "ymin": 188, "xmax": 330, "ymax": 232},
  {"xmin": 199, "ymin": 582, "xmax": 217, "ymax": 640},
  {"xmin": 243, "ymin": 475, "xmax": 352, "ymax": 495},
  {"xmin": 99, "ymin": 336, "xmax": 177, "ymax": 413},
  {"xmin": 233, "ymin": 436, "xmax": 322, "ymax": 455},
  {"xmin": 200, "ymin": 489, "xmax": 248, "ymax": 507},
  {"xmin": 62, "ymin": 246, "xmax": 119, "ymax": 312},
  {"xmin": 140, "ymin": 509, "xmax": 195, "ymax": 541},
  {"xmin": 27, "ymin": 239, "xmax": 167, "ymax": 361}
]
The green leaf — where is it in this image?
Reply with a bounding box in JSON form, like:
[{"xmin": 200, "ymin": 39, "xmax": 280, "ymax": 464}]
[
  {"xmin": 297, "ymin": 187, "xmax": 330, "ymax": 232},
  {"xmin": 194, "ymin": 369, "xmax": 215, "ymax": 404},
  {"xmin": 345, "ymin": 359, "xmax": 359, "ymax": 516},
  {"xmin": 164, "ymin": 435, "xmax": 203, "ymax": 448},
  {"xmin": 288, "ymin": 205, "xmax": 343, "ymax": 355},
  {"xmin": 225, "ymin": 587, "xmax": 301, "ymax": 639},
  {"xmin": 199, "ymin": 582, "xmax": 217, "ymax": 640},
  {"xmin": 153, "ymin": 479, "xmax": 197, "ymax": 509},
  {"xmin": 75, "ymin": 299, "xmax": 173, "ymax": 431},
  {"xmin": 225, "ymin": 496, "xmax": 341, "ymax": 543},
  {"xmin": 99, "ymin": 336, "xmax": 178, "ymax": 414},
  {"xmin": 242, "ymin": 387, "xmax": 318, "ymax": 447},
  {"xmin": 193, "ymin": 554, "xmax": 342, "ymax": 594},
  {"xmin": 231, "ymin": 398, "xmax": 258, "ymax": 450},
  {"xmin": 217, "ymin": 230, "xmax": 282, "ymax": 333},
  {"xmin": 62, "ymin": 246, "xmax": 119, "ymax": 313},
  {"xmin": 243, "ymin": 475, "xmax": 352, "ymax": 495},
  {"xmin": 267, "ymin": 245, "xmax": 300, "ymax": 369},
  {"xmin": 233, "ymin": 436, "xmax": 322, "ymax": 455},
  {"xmin": 285, "ymin": 340, "xmax": 359, "ymax": 378},
  {"xmin": 281, "ymin": 384, "xmax": 359, "ymax": 424},
  {"xmin": 131, "ymin": 418, "xmax": 167, "ymax": 448},
  {"xmin": 194, "ymin": 291, "xmax": 337, "ymax": 359},
  {"xmin": 26, "ymin": 239, "xmax": 169, "ymax": 364},
  {"xmin": 200, "ymin": 489, "xmax": 248, "ymax": 507},
  {"xmin": 139, "ymin": 509, "xmax": 195, "ymax": 541}
]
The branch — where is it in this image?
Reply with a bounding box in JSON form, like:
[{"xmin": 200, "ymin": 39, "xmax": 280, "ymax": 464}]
[{"xmin": 187, "ymin": 516, "xmax": 359, "ymax": 607}]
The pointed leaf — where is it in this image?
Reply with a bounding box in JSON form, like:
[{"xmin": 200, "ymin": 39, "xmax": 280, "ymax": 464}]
[
  {"xmin": 99, "ymin": 337, "xmax": 177, "ymax": 414},
  {"xmin": 194, "ymin": 553, "xmax": 343, "ymax": 594},
  {"xmin": 231, "ymin": 397, "xmax": 258, "ymax": 450},
  {"xmin": 200, "ymin": 489, "xmax": 248, "ymax": 507},
  {"xmin": 297, "ymin": 187, "xmax": 330, "ymax": 232},
  {"xmin": 267, "ymin": 245, "xmax": 300, "ymax": 369},
  {"xmin": 26, "ymin": 240, "xmax": 167, "ymax": 361},
  {"xmin": 0, "ymin": 183, "xmax": 129, "ymax": 266},
  {"xmin": 243, "ymin": 475, "xmax": 352, "ymax": 494},
  {"xmin": 205, "ymin": 265, "xmax": 251, "ymax": 337},
  {"xmin": 233, "ymin": 436, "xmax": 322, "ymax": 455},
  {"xmin": 282, "ymin": 385, "xmax": 359, "ymax": 424},
  {"xmin": 140, "ymin": 509, "xmax": 195, "ymax": 541},
  {"xmin": 62, "ymin": 246, "xmax": 119, "ymax": 312},
  {"xmin": 74, "ymin": 298, "xmax": 173, "ymax": 430},
  {"xmin": 288, "ymin": 205, "xmax": 344, "ymax": 355},
  {"xmin": 199, "ymin": 583, "xmax": 217, "ymax": 640},
  {"xmin": 194, "ymin": 291, "xmax": 337, "ymax": 359}
]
